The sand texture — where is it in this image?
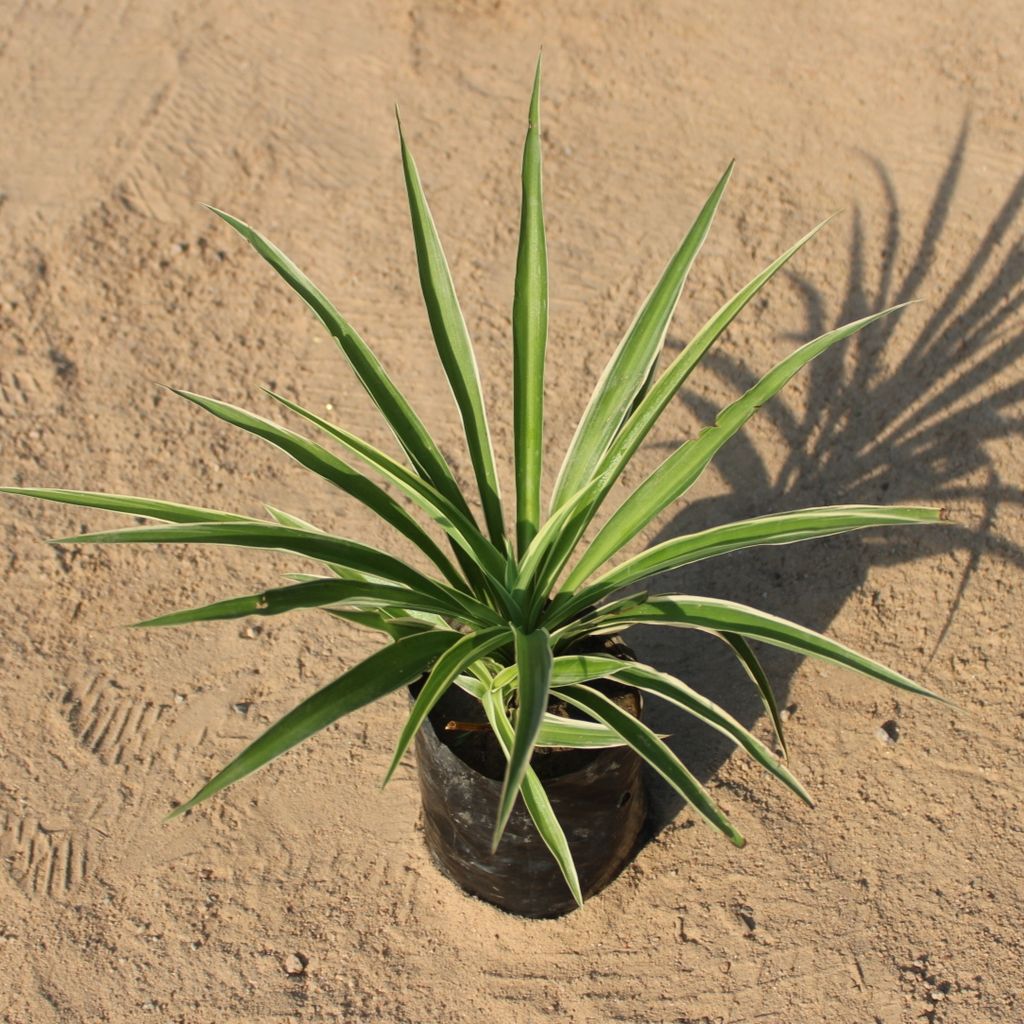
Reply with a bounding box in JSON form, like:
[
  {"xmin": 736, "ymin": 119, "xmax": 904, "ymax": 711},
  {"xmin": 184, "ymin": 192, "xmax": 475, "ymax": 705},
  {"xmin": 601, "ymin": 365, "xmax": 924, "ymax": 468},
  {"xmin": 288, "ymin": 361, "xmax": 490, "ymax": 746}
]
[{"xmin": 1, "ymin": 2, "xmax": 1022, "ymax": 1021}]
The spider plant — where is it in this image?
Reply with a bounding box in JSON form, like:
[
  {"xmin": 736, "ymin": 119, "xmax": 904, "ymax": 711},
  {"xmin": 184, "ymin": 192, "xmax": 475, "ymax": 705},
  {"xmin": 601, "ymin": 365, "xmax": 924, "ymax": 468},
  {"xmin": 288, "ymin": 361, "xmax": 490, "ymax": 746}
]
[{"xmin": 1, "ymin": 61, "xmax": 945, "ymax": 907}]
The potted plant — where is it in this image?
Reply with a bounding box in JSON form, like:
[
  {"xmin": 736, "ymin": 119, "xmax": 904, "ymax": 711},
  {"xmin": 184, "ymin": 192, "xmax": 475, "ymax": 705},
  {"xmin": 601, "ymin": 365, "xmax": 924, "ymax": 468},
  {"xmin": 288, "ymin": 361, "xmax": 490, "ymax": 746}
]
[{"xmin": 2, "ymin": 61, "xmax": 945, "ymax": 917}]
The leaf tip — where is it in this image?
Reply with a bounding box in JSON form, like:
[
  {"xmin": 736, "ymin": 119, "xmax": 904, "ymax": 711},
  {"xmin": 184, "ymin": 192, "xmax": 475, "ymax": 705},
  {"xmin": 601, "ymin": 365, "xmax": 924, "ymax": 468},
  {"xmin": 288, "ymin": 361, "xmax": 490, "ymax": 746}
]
[
  {"xmin": 529, "ymin": 53, "xmax": 542, "ymax": 127},
  {"xmin": 380, "ymin": 759, "xmax": 400, "ymax": 790},
  {"xmin": 201, "ymin": 204, "xmax": 239, "ymax": 229},
  {"xmin": 490, "ymin": 808, "xmax": 511, "ymax": 854}
]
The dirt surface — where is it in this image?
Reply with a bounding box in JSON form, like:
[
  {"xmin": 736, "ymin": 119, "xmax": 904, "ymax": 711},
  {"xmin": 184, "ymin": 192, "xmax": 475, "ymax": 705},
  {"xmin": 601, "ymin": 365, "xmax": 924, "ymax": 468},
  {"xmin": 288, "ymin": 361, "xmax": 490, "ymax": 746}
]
[{"xmin": 1, "ymin": 2, "xmax": 1022, "ymax": 1022}]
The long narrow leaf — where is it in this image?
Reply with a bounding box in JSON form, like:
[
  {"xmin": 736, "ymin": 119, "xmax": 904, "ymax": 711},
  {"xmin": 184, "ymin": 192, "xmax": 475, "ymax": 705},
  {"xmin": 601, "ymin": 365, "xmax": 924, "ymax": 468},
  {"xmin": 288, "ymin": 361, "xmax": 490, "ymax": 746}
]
[
  {"xmin": 595, "ymin": 217, "xmax": 836, "ymax": 490},
  {"xmin": 557, "ymin": 684, "xmax": 745, "ymax": 847},
  {"xmin": 566, "ymin": 304, "xmax": 912, "ymax": 588},
  {"xmin": 512, "ymin": 57, "xmax": 548, "ymax": 556},
  {"xmin": 550, "ymin": 592, "xmax": 651, "ymax": 652},
  {"xmin": 278, "ymin": 549, "xmax": 449, "ymax": 637},
  {"xmin": 397, "ymin": 118, "xmax": 506, "ymax": 545},
  {"xmin": 269, "ymin": 515, "xmax": 438, "ymax": 601},
  {"xmin": 549, "ymin": 655, "xmax": 810, "ymax": 805},
  {"xmin": 492, "ymin": 627, "xmax": 553, "ymax": 850},
  {"xmin": 383, "ymin": 626, "xmax": 509, "ymax": 786},
  {"xmin": 0, "ymin": 487, "xmax": 251, "ymax": 524},
  {"xmin": 515, "ymin": 473, "xmax": 610, "ymax": 601},
  {"xmin": 323, "ymin": 608, "xmax": 434, "ymax": 641},
  {"xmin": 481, "ymin": 689, "xmax": 583, "ymax": 907},
  {"xmin": 204, "ymin": 206, "xmax": 473, "ymax": 518},
  {"xmin": 173, "ymin": 389, "xmax": 464, "ymax": 587},
  {"xmin": 132, "ymin": 578, "xmax": 463, "ymax": 629},
  {"xmin": 535, "ymin": 714, "xmax": 630, "ymax": 749},
  {"xmin": 717, "ymin": 632, "xmax": 788, "ymax": 758},
  {"xmin": 564, "ymin": 595, "xmax": 945, "ymax": 701},
  {"xmin": 53, "ymin": 521, "xmax": 498, "ymax": 626},
  {"xmin": 278, "ymin": 542, "xmax": 450, "ymax": 631},
  {"xmin": 534, "ymin": 217, "xmax": 837, "ymax": 591},
  {"xmin": 552, "ymin": 504, "xmax": 942, "ymax": 623},
  {"xmin": 167, "ymin": 630, "xmax": 459, "ymax": 817},
  {"xmin": 265, "ymin": 390, "xmax": 509, "ymax": 589},
  {"xmin": 551, "ymin": 162, "xmax": 734, "ymax": 512}
]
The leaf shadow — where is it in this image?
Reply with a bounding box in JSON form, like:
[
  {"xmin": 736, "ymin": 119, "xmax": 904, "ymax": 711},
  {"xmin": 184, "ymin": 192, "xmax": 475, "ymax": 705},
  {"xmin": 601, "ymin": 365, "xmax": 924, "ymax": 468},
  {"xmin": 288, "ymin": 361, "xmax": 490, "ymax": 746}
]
[{"xmin": 629, "ymin": 121, "xmax": 1024, "ymax": 832}]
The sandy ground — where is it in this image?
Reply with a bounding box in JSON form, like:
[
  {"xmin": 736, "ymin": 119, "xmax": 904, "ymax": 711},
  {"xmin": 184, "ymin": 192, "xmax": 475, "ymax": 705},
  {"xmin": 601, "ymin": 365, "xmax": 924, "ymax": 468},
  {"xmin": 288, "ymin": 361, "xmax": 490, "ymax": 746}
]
[{"xmin": 1, "ymin": 2, "xmax": 1022, "ymax": 1021}]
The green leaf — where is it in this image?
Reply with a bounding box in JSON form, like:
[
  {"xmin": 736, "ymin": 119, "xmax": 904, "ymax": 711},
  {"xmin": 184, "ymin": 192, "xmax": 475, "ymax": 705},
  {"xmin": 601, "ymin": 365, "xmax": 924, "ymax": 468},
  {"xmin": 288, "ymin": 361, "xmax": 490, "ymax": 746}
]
[
  {"xmin": 512, "ymin": 56, "xmax": 548, "ymax": 556},
  {"xmin": 172, "ymin": 389, "xmax": 464, "ymax": 587},
  {"xmin": 716, "ymin": 632, "xmax": 788, "ymax": 758},
  {"xmin": 397, "ymin": 118, "xmax": 506, "ymax": 546},
  {"xmin": 281, "ymin": 568, "xmax": 449, "ymax": 631},
  {"xmin": 265, "ymin": 389, "xmax": 509, "ymax": 590},
  {"xmin": 594, "ymin": 216, "xmax": 835, "ymax": 491},
  {"xmin": 514, "ymin": 473, "xmax": 610, "ymax": 602},
  {"xmin": 534, "ymin": 713, "xmax": 629, "ymax": 749},
  {"xmin": 481, "ymin": 688, "xmax": 583, "ymax": 907},
  {"xmin": 556, "ymin": 684, "xmax": 745, "ymax": 847},
  {"xmin": 566, "ymin": 304, "xmax": 912, "ymax": 588},
  {"xmin": 270, "ymin": 520, "xmax": 439, "ymax": 603},
  {"xmin": 551, "ymin": 592, "xmax": 650, "ymax": 650},
  {"xmin": 53, "ymin": 521, "xmax": 498, "ymax": 626},
  {"xmin": 453, "ymin": 668, "xmax": 491, "ymax": 701},
  {"xmin": 167, "ymin": 630, "xmax": 459, "ymax": 818},
  {"xmin": 0, "ymin": 487, "xmax": 251, "ymax": 524},
  {"xmin": 534, "ymin": 216, "xmax": 837, "ymax": 590},
  {"xmin": 279, "ymin": 562, "xmax": 446, "ymax": 638},
  {"xmin": 492, "ymin": 626, "xmax": 553, "ymax": 850},
  {"xmin": 132, "ymin": 578, "xmax": 463, "ymax": 629},
  {"xmin": 568, "ymin": 594, "xmax": 945, "ymax": 701},
  {"xmin": 264, "ymin": 505, "xmax": 321, "ymax": 532},
  {"xmin": 323, "ymin": 608, "xmax": 434, "ymax": 641},
  {"xmin": 553, "ymin": 504, "xmax": 942, "ymax": 624},
  {"xmin": 550, "ymin": 162, "xmax": 734, "ymax": 513},
  {"xmin": 383, "ymin": 626, "xmax": 510, "ymax": 786},
  {"xmin": 550, "ymin": 655, "xmax": 810, "ymax": 805},
  {"xmin": 204, "ymin": 206, "xmax": 472, "ymax": 517}
]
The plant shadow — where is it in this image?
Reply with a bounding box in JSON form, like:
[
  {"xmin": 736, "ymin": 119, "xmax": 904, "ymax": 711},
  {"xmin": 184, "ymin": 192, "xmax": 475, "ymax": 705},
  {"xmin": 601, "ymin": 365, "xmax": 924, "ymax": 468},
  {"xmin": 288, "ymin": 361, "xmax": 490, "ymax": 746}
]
[{"xmin": 629, "ymin": 122, "xmax": 1024, "ymax": 832}]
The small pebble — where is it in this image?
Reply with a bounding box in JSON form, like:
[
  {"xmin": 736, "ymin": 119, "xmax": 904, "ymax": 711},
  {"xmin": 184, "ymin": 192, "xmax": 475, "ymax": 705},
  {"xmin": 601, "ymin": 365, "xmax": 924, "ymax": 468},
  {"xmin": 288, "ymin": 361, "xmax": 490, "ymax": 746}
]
[
  {"xmin": 284, "ymin": 953, "xmax": 308, "ymax": 976},
  {"xmin": 876, "ymin": 719, "xmax": 900, "ymax": 746},
  {"xmin": 232, "ymin": 702, "xmax": 252, "ymax": 716}
]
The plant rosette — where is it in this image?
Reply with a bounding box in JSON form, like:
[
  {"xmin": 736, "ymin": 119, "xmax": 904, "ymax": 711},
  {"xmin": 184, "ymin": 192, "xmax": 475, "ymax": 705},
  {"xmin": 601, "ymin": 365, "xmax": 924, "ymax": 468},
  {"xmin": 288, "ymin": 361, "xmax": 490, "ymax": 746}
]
[{"xmin": 2, "ymin": 59, "xmax": 947, "ymax": 915}]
